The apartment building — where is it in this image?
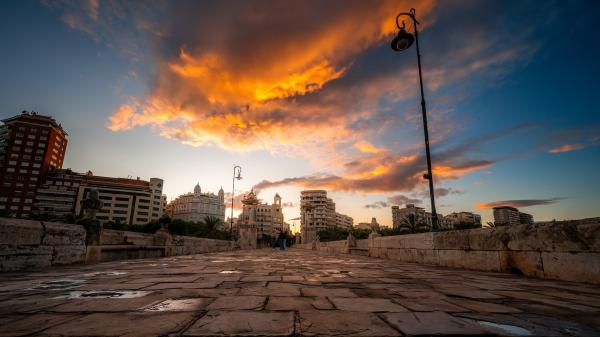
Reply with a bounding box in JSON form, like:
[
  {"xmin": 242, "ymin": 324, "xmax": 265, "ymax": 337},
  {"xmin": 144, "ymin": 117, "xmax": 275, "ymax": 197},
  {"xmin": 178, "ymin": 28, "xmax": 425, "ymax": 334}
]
[
  {"xmin": 168, "ymin": 183, "xmax": 225, "ymax": 224},
  {"xmin": 237, "ymin": 190, "xmax": 285, "ymax": 237},
  {"xmin": 0, "ymin": 111, "xmax": 67, "ymax": 218}
]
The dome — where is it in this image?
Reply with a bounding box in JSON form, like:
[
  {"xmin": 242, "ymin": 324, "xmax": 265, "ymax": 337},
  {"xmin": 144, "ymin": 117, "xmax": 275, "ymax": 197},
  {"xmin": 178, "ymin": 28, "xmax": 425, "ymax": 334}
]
[
  {"xmin": 193, "ymin": 183, "xmax": 201, "ymax": 194},
  {"xmin": 242, "ymin": 188, "xmax": 259, "ymax": 205}
]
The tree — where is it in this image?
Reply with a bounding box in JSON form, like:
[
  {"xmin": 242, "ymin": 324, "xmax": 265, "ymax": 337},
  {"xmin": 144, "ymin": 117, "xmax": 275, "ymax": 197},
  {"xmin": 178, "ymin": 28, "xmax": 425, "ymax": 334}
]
[{"xmin": 203, "ymin": 216, "xmax": 222, "ymax": 231}]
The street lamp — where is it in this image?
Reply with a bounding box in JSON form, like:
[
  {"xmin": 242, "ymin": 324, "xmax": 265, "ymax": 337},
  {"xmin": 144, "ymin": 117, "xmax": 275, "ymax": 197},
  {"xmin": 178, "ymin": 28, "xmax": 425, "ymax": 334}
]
[
  {"xmin": 230, "ymin": 165, "xmax": 242, "ymax": 236},
  {"xmin": 391, "ymin": 8, "xmax": 439, "ymax": 231}
]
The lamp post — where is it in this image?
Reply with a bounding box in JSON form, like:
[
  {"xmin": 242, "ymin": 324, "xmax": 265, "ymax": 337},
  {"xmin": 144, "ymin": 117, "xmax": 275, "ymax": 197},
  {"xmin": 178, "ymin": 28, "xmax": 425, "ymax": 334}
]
[
  {"xmin": 391, "ymin": 8, "xmax": 439, "ymax": 231},
  {"xmin": 230, "ymin": 165, "xmax": 242, "ymax": 236}
]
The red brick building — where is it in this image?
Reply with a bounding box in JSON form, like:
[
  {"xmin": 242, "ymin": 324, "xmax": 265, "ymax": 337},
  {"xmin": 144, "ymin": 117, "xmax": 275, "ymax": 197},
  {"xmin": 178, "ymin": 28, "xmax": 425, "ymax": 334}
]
[{"xmin": 0, "ymin": 111, "xmax": 68, "ymax": 218}]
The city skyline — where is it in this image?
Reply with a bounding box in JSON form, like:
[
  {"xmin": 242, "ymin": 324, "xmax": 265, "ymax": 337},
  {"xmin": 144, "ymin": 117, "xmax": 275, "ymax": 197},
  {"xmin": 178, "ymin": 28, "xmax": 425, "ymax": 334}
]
[{"xmin": 1, "ymin": 1, "xmax": 599, "ymax": 227}]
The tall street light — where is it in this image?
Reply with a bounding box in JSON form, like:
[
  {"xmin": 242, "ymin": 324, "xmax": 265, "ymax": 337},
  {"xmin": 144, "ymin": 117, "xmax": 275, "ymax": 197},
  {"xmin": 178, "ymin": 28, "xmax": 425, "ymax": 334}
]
[
  {"xmin": 230, "ymin": 165, "xmax": 242, "ymax": 236},
  {"xmin": 391, "ymin": 8, "xmax": 439, "ymax": 231}
]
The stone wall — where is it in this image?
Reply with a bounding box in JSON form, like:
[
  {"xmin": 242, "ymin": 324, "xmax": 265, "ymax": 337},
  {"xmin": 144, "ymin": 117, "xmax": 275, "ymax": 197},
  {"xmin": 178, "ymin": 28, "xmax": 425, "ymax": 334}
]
[
  {"xmin": 295, "ymin": 221, "xmax": 600, "ymax": 284},
  {"xmin": 0, "ymin": 218, "xmax": 86, "ymax": 271},
  {"xmin": 1, "ymin": 218, "xmax": 235, "ymax": 271}
]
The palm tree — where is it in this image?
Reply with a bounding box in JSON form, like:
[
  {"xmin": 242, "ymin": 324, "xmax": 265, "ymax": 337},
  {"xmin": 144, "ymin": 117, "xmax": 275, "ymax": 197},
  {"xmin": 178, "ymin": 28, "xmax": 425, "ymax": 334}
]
[
  {"xmin": 399, "ymin": 214, "xmax": 430, "ymax": 234},
  {"xmin": 203, "ymin": 216, "xmax": 222, "ymax": 231}
]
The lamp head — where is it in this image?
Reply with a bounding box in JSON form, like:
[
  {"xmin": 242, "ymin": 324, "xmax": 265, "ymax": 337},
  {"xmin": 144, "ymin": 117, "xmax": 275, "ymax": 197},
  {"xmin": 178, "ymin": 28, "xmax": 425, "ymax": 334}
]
[
  {"xmin": 391, "ymin": 27, "xmax": 415, "ymax": 52},
  {"xmin": 236, "ymin": 173, "xmax": 242, "ymax": 180}
]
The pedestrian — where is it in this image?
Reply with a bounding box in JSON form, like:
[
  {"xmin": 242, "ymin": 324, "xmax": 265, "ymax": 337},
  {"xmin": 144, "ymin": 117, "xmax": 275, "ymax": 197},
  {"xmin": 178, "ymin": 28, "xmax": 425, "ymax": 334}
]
[
  {"xmin": 271, "ymin": 234, "xmax": 277, "ymax": 251},
  {"xmin": 278, "ymin": 231, "xmax": 285, "ymax": 251}
]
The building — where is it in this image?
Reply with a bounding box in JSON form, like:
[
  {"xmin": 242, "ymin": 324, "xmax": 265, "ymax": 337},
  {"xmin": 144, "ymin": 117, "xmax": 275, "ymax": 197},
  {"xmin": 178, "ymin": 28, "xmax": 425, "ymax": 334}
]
[
  {"xmin": 356, "ymin": 217, "xmax": 380, "ymax": 231},
  {"xmin": 445, "ymin": 211, "xmax": 482, "ymax": 228},
  {"xmin": 167, "ymin": 184, "xmax": 225, "ymax": 225},
  {"xmin": 0, "ymin": 111, "xmax": 68, "ymax": 218},
  {"xmin": 300, "ymin": 190, "xmax": 336, "ymax": 243},
  {"xmin": 237, "ymin": 190, "xmax": 285, "ymax": 238},
  {"xmin": 335, "ymin": 212, "xmax": 353, "ymax": 229},
  {"xmin": 31, "ymin": 168, "xmax": 83, "ymax": 221},
  {"xmin": 519, "ymin": 212, "xmax": 534, "ymax": 225},
  {"xmin": 74, "ymin": 171, "xmax": 166, "ymax": 225},
  {"xmin": 392, "ymin": 204, "xmax": 432, "ymax": 229},
  {"xmin": 493, "ymin": 206, "xmax": 520, "ymax": 226}
]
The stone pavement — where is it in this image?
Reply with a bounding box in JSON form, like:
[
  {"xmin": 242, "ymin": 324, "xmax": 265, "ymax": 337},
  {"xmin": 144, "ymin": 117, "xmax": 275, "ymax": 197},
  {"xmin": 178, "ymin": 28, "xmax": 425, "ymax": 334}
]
[{"xmin": 1, "ymin": 249, "xmax": 599, "ymax": 336}]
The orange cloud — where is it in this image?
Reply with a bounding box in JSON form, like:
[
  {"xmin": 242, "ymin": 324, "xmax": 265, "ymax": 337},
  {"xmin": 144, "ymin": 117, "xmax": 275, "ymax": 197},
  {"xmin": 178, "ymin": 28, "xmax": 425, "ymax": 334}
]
[
  {"xmin": 548, "ymin": 144, "xmax": 584, "ymax": 153},
  {"xmin": 476, "ymin": 198, "xmax": 563, "ymax": 210},
  {"xmin": 354, "ymin": 140, "xmax": 385, "ymax": 154}
]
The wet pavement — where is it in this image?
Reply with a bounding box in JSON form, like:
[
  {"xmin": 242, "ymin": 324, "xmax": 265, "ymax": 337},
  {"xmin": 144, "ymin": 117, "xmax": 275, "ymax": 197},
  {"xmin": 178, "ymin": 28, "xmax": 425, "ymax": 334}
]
[{"xmin": 0, "ymin": 249, "xmax": 599, "ymax": 336}]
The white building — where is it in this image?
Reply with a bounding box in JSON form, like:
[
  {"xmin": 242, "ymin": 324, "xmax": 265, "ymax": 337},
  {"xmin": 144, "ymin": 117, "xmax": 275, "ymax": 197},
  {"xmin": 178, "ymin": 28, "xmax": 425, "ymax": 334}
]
[
  {"xmin": 168, "ymin": 183, "xmax": 225, "ymax": 225},
  {"xmin": 300, "ymin": 190, "xmax": 336, "ymax": 243},
  {"xmin": 335, "ymin": 212, "xmax": 354, "ymax": 229},
  {"xmin": 238, "ymin": 190, "xmax": 285, "ymax": 238}
]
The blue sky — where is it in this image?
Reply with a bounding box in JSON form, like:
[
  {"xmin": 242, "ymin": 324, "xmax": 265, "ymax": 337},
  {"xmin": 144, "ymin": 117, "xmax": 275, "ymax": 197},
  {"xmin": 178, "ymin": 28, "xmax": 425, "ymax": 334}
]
[{"xmin": 1, "ymin": 0, "xmax": 599, "ymax": 230}]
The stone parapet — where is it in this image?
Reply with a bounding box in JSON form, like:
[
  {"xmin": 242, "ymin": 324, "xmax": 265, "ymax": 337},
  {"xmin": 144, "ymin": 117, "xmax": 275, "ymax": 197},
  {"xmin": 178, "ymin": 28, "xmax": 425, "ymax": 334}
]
[
  {"xmin": 0, "ymin": 218, "xmax": 236, "ymax": 271},
  {"xmin": 0, "ymin": 218, "xmax": 86, "ymax": 271},
  {"xmin": 295, "ymin": 221, "xmax": 600, "ymax": 284}
]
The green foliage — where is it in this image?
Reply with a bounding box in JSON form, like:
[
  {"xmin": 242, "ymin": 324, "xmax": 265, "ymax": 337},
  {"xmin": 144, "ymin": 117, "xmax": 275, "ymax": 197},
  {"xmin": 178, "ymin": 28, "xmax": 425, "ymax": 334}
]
[
  {"xmin": 351, "ymin": 228, "xmax": 371, "ymax": 239},
  {"xmin": 317, "ymin": 227, "xmax": 349, "ymax": 242},
  {"xmin": 453, "ymin": 222, "xmax": 481, "ymax": 230},
  {"xmin": 103, "ymin": 218, "xmax": 230, "ymax": 239},
  {"xmin": 378, "ymin": 227, "xmax": 403, "ymax": 236}
]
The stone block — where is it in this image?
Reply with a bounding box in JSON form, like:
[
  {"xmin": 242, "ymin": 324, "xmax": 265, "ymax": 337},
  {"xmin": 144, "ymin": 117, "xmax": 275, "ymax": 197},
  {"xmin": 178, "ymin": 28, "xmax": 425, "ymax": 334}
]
[
  {"xmin": 382, "ymin": 311, "xmax": 490, "ymax": 335},
  {"xmin": 467, "ymin": 227, "xmax": 508, "ymax": 251},
  {"xmin": 42, "ymin": 222, "xmax": 86, "ymax": 246},
  {"xmin": 433, "ymin": 230, "xmax": 470, "ymax": 250},
  {"xmin": 299, "ymin": 310, "xmax": 400, "ymax": 336},
  {"xmin": 542, "ymin": 252, "xmax": 600, "ymax": 284},
  {"xmin": 0, "ymin": 218, "xmax": 43, "ymax": 246},
  {"xmin": 414, "ymin": 248, "xmax": 439, "ymax": 265},
  {"xmin": 532, "ymin": 223, "xmax": 600, "ymax": 253},
  {"xmin": 51, "ymin": 245, "xmax": 86, "ymax": 265},
  {"xmin": 437, "ymin": 250, "xmax": 501, "ymax": 272},
  {"xmin": 499, "ymin": 250, "xmax": 544, "ymax": 278},
  {"xmin": 185, "ymin": 311, "xmax": 294, "ymax": 336},
  {"xmin": 0, "ymin": 247, "xmax": 52, "ymax": 271}
]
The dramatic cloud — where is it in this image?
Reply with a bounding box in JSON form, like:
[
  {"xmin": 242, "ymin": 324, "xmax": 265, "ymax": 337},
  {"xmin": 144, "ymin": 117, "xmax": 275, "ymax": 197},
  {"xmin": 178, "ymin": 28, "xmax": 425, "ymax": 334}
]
[
  {"xmin": 548, "ymin": 144, "xmax": 585, "ymax": 154},
  {"xmin": 365, "ymin": 194, "xmax": 422, "ymax": 209},
  {"xmin": 476, "ymin": 198, "xmax": 564, "ymax": 210}
]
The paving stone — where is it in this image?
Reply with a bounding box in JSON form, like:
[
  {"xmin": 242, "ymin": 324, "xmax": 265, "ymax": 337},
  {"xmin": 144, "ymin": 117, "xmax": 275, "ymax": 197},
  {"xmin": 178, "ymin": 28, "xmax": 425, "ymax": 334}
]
[
  {"xmin": 266, "ymin": 296, "xmax": 333, "ymax": 310},
  {"xmin": 299, "ymin": 310, "xmax": 401, "ymax": 336},
  {"xmin": 184, "ymin": 311, "xmax": 294, "ymax": 336},
  {"xmin": 206, "ymin": 296, "xmax": 266, "ymax": 310},
  {"xmin": 301, "ymin": 287, "xmax": 357, "ymax": 297},
  {"xmin": 240, "ymin": 275, "xmax": 282, "ymax": 282},
  {"xmin": 381, "ymin": 311, "xmax": 490, "ymax": 336},
  {"xmin": 40, "ymin": 312, "xmax": 195, "ymax": 337},
  {"xmin": 446, "ymin": 298, "xmax": 522, "ymax": 313},
  {"xmin": 440, "ymin": 289, "xmax": 505, "ymax": 299},
  {"xmin": 329, "ymin": 297, "xmax": 408, "ymax": 312},
  {"xmin": 144, "ymin": 280, "xmax": 221, "ymax": 290},
  {"xmin": 393, "ymin": 298, "xmax": 470, "ymax": 312},
  {"xmin": 0, "ymin": 313, "xmax": 78, "ymax": 337}
]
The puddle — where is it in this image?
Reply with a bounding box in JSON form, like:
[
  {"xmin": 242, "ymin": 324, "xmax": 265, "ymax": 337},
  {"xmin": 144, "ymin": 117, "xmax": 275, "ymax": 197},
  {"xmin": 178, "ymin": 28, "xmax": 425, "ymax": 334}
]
[
  {"xmin": 60, "ymin": 290, "xmax": 151, "ymax": 299},
  {"xmin": 144, "ymin": 298, "xmax": 207, "ymax": 311},
  {"xmin": 219, "ymin": 270, "xmax": 242, "ymax": 274},
  {"xmin": 477, "ymin": 321, "xmax": 532, "ymax": 336},
  {"xmin": 27, "ymin": 278, "xmax": 86, "ymax": 291},
  {"xmin": 80, "ymin": 271, "xmax": 128, "ymax": 277}
]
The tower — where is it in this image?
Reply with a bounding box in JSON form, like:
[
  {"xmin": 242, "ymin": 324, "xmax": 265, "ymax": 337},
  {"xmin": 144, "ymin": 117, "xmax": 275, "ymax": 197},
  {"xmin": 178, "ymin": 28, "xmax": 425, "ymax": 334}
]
[
  {"xmin": 193, "ymin": 183, "xmax": 201, "ymax": 195},
  {"xmin": 218, "ymin": 187, "xmax": 224, "ymax": 202},
  {"xmin": 274, "ymin": 193, "xmax": 281, "ymax": 207}
]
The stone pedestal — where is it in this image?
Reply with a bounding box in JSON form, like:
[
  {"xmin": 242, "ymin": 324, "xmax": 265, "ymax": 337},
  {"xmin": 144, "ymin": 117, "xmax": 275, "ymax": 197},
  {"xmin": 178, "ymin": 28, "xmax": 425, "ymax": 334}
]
[
  {"xmin": 78, "ymin": 219, "xmax": 103, "ymax": 246},
  {"xmin": 238, "ymin": 226, "xmax": 258, "ymax": 250},
  {"xmin": 345, "ymin": 232, "xmax": 356, "ymax": 254}
]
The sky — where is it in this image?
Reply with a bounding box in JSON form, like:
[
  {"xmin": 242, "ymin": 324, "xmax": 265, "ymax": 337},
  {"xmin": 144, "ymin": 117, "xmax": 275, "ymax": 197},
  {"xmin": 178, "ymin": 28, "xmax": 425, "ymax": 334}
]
[{"xmin": 1, "ymin": 0, "xmax": 599, "ymax": 232}]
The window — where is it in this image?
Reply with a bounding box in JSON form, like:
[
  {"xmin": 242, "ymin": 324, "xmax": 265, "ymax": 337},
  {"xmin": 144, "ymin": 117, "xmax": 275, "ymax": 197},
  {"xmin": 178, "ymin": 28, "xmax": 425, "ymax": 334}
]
[
  {"xmin": 30, "ymin": 177, "xmax": 37, "ymax": 181},
  {"xmin": 16, "ymin": 132, "xmax": 24, "ymax": 138},
  {"xmin": 14, "ymin": 140, "xmax": 22, "ymax": 145},
  {"xmin": 28, "ymin": 134, "xmax": 36, "ymax": 139},
  {"xmin": 24, "ymin": 148, "xmax": 32, "ymax": 153},
  {"xmin": 22, "ymin": 155, "xmax": 31, "ymax": 160},
  {"xmin": 8, "ymin": 160, "xmax": 16, "ymax": 165},
  {"xmin": 19, "ymin": 169, "xmax": 27, "ymax": 174},
  {"xmin": 10, "ymin": 153, "xmax": 18, "ymax": 159},
  {"xmin": 12, "ymin": 197, "xmax": 21, "ymax": 202},
  {"xmin": 6, "ymin": 167, "xmax": 15, "ymax": 173},
  {"xmin": 26, "ymin": 141, "xmax": 33, "ymax": 146},
  {"xmin": 31, "ymin": 170, "xmax": 39, "ymax": 174},
  {"xmin": 36, "ymin": 149, "xmax": 43, "ymax": 154},
  {"xmin": 41, "ymin": 129, "xmax": 49, "ymax": 135},
  {"xmin": 39, "ymin": 136, "xmax": 47, "ymax": 141},
  {"xmin": 23, "ymin": 206, "xmax": 31, "ymax": 211},
  {"xmin": 115, "ymin": 197, "xmax": 129, "ymax": 201},
  {"xmin": 37, "ymin": 143, "xmax": 45, "ymax": 148},
  {"xmin": 21, "ymin": 162, "xmax": 29, "ymax": 167}
]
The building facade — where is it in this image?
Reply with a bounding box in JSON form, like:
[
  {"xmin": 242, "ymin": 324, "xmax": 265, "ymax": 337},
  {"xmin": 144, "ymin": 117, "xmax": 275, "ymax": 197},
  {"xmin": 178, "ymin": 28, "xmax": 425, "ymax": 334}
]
[
  {"xmin": 391, "ymin": 204, "xmax": 432, "ymax": 229},
  {"xmin": 168, "ymin": 184, "xmax": 225, "ymax": 225},
  {"xmin": 356, "ymin": 217, "xmax": 380, "ymax": 231},
  {"xmin": 335, "ymin": 212, "xmax": 354, "ymax": 229},
  {"xmin": 493, "ymin": 206, "xmax": 521, "ymax": 226},
  {"xmin": 74, "ymin": 172, "xmax": 166, "ymax": 225},
  {"xmin": 31, "ymin": 168, "xmax": 83, "ymax": 221},
  {"xmin": 300, "ymin": 190, "xmax": 336, "ymax": 243},
  {"xmin": 237, "ymin": 190, "xmax": 285, "ymax": 238},
  {"xmin": 445, "ymin": 211, "xmax": 482, "ymax": 228},
  {"xmin": 0, "ymin": 111, "xmax": 67, "ymax": 218},
  {"xmin": 519, "ymin": 212, "xmax": 534, "ymax": 225}
]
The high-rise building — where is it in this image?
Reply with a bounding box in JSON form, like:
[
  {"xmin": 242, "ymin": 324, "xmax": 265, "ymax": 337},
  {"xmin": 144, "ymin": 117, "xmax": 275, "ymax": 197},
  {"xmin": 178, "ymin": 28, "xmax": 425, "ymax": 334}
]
[
  {"xmin": 519, "ymin": 212, "xmax": 534, "ymax": 225},
  {"xmin": 493, "ymin": 206, "xmax": 520, "ymax": 226},
  {"xmin": 237, "ymin": 190, "xmax": 285, "ymax": 238},
  {"xmin": 167, "ymin": 183, "xmax": 225, "ymax": 225},
  {"xmin": 300, "ymin": 190, "xmax": 336, "ymax": 243},
  {"xmin": 335, "ymin": 212, "xmax": 353, "ymax": 229},
  {"xmin": 0, "ymin": 111, "xmax": 68, "ymax": 218},
  {"xmin": 31, "ymin": 168, "xmax": 83, "ymax": 221}
]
